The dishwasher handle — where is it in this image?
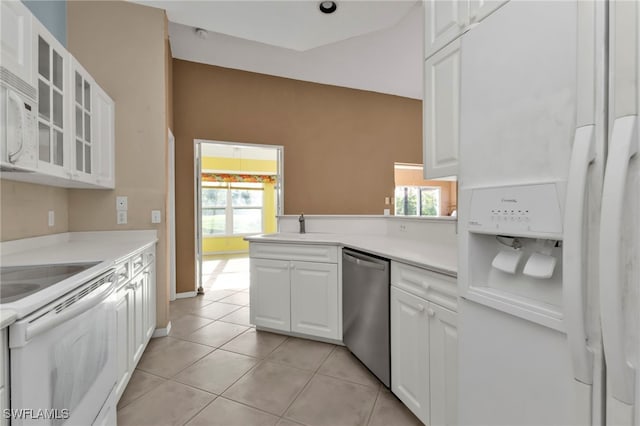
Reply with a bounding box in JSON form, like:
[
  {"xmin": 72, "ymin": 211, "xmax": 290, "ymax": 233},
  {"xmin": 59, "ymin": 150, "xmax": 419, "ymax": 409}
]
[{"xmin": 343, "ymin": 251, "xmax": 387, "ymax": 271}]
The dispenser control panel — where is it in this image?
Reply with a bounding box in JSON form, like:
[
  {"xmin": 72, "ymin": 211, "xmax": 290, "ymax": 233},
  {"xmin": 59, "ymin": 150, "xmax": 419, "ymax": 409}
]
[{"xmin": 467, "ymin": 183, "xmax": 563, "ymax": 238}]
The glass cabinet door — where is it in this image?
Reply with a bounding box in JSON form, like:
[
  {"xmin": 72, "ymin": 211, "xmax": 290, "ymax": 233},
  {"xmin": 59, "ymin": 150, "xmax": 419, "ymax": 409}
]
[
  {"xmin": 37, "ymin": 33, "xmax": 65, "ymax": 168},
  {"xmin": 73, "ymin": 69, "xmax": 92, "ymax": 175}
]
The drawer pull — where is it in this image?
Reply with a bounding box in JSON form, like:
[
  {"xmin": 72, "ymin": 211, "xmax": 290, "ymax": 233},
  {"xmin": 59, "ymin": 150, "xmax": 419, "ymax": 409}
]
[
  {"xmin": 427, "ymin": 308, "xmax": 436, "ymax": 317},
  {"xmin": 416, "ymin": 303, "xmax": 425, "ymax": 312}
]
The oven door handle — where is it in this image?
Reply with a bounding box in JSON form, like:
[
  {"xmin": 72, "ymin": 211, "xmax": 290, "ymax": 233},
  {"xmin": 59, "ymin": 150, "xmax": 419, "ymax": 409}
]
[{"xmin": 11, "ymin": 277, "xmax": 115, "ymax": 348}]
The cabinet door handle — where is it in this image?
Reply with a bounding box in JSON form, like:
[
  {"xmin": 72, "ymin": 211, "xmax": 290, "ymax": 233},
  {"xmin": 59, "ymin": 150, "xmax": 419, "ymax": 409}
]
[
  {"xmin": 416, "ymin": 303, "xmax": 425, "ymax": 312},
  {"xmin": 427, "ymin": 308, "xmax": 435, "ymax": 317}
]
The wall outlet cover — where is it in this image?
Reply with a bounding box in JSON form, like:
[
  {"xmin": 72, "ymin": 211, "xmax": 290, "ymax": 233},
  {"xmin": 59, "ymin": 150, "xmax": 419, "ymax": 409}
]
[
  {"xmin": 48, "ymin": 210, "xmax": 55, "ymax": 227},
  {"xmin": 116, "ymin": 196, "xmax": 128, "ymax": 211},
  {"xmin": 151, "ymin": 210, "xmax": 161, "ymax": 224}
]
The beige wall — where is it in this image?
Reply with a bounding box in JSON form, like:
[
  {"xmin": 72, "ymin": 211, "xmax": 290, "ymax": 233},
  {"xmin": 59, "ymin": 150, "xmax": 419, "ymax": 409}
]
[
  {"xmin": 173, "ymin": 60, "xmax": 422, "ymax": 293},
  {"xmin": 394, "ymin": 168, "xmax": 457, "ymax": 216},
  {"xmin": 67, "ymin": 1, "xmax": 170, "ymax": 328},
  {"xmin": 0, "ymin": 180, "xmax": 69, "ymax": 241}
]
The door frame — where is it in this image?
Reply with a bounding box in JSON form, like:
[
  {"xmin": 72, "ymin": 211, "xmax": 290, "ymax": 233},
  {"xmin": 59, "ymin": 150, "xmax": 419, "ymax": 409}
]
[{"xmin": 193, "ymin": 139, "xmax": 284, "ymax": 294}]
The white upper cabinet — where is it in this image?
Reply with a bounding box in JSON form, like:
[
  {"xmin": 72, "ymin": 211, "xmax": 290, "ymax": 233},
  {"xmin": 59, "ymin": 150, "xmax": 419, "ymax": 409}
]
[
  {"xmin": 70, "ymin": 58, "xmax": 95, "ymax": 184},
  {"xmin": 424, "ymin": 0, "xmax": 467, "ymax": 59},
  {"xmin": 34, "ymin": 20, "xmax": 69, "ymax": 177},
  {"xmin": 423, "ymin": 39, "xmax": 460, "ymax": 179},
  {"xmin": 93, "ymin": 84, "xmax": 115, "ymax": 188},
  {"xmin": 468, "ymin": 0, "xmax": 508, "ymax": 25},
  {"xmin": 1, "ymin": 0, "xmax": 34, "ymax": 88},
  {"xmin": 0, "ymin": 5, "xmax": 115, "ymax": 189}
]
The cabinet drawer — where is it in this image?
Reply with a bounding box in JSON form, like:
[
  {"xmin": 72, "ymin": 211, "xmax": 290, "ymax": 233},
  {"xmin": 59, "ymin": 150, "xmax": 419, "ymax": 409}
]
[
  {"xmin": 115, "ymin": 261, "xmax": 130, "ymax": 288},
  {"xmin": 250, "ymin": 243, "xmax": 338, "ymax": 264},
  {"xmin": 391, "ymin": 261, "xmax": 457, "ymax": 312}
]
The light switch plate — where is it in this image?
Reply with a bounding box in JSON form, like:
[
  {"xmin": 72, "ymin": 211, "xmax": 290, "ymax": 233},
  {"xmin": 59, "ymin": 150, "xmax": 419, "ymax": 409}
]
[
  {"xmin": 48, "ymin": 210, "xmax": 54, "ymax": 227},
  {"xmin": 117, "ymin": 211, "xmax": 127, "ymax": 225},
  {"xmin": 116, "ymin": 196, "xmax": 128, "ymax": 211},
  {"xmin": 151, "ymin": 210, "xmax": 161, "ymax": 224}
]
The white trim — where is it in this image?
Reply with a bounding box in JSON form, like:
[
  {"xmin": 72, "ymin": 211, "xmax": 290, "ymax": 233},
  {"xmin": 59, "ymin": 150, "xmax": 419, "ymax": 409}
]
[
  {"xmin": 202, "ymin": 169, "xmax": 277, "ymax": 175},
  {"xmin": 176, "ymin": 291, "xmax": 197, "ymax": 299},
  {"xmin": 152, "ymin": 321, "xmax": 172, "ymax": 338},
  {"xmin": 169, "ymin": 129, "xmax": 177, "ymax": 302}
]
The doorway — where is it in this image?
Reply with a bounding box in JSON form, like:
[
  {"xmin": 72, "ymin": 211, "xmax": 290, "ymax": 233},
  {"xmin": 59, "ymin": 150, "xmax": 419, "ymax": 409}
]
[{"xmin": 194, "ymin": 140, "xmax": 283, "ymax": 294}]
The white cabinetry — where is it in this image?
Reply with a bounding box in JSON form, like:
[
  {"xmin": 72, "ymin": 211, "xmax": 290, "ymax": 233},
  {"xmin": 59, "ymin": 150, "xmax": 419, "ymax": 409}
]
[
  {"xmin": 114, "ymin": 245, "xmax": 156, "ymax": 402},
  {"xmin": 423, "ymin": 39, "xmax": 460, "ymax": 180},
  {"xmin": 249, "ymin": 243, "xmax": 340, "ymax": 341},
  {"xmin": 290, "ymin": 261, "xmax": 338, "ymax": 339},
  {"xmin": 390, "ymin": 261, "xmax": 458, "ymax": 426},
  {"xmin": 1, "ymin": 0, "xmax": 34, "ymax": 87},
  {"xmin": 34, "ymin": 19, "xmax": 69, "ymax": 177},
  {"xmin": 250, "ymin": 258, "xmax": 291, "ymax": 332},
  {"xmin": 0, "ymin": 328, "xmax": 8, "ymax": 426},
  {"xmin": 0, "ymin": 5, "xmax": 115, "ymax": 189},
  {"xmin": 424, "ymin": 0, "xmax": 466, "ymax": 59},
  {"xmin": 423, "ymin": 0, "xmax": 508, "ymax": 179}
]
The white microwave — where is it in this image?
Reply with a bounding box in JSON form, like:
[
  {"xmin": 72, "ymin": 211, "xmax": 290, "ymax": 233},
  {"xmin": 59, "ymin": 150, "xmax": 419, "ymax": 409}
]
[{"xmin": 0, "ymin": 67, "xmax": 38, "ymax": 171}]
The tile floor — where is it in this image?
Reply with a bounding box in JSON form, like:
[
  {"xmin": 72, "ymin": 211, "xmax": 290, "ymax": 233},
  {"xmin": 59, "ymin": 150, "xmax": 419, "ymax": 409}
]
[{"xmin": 117, "ymin": 255, "xmax": 422, "ymax": 426}]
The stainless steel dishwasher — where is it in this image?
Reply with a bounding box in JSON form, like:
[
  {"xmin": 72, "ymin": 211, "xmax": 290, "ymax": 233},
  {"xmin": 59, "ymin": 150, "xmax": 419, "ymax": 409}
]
[{"xmin": 342, "ymin": 248, "xmax": 390, "ymax": 387}]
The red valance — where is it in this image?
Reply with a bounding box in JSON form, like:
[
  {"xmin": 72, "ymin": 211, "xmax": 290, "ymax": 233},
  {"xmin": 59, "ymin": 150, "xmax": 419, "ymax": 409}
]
[{"xmin": 202, "ymin": 173, "xmax": 277, "ymax": 184}]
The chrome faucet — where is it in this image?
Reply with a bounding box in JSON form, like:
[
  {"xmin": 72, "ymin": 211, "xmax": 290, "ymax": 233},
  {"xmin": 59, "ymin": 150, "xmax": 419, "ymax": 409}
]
[{"xmin": 299, "ymin": 213, "xmax": 306, "ymax": 234}]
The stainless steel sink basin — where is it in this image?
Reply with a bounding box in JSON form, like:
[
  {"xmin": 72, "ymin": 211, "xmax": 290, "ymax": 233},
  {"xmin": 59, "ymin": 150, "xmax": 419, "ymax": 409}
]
[{"xmin": 0, "ymin": 262, "xmax": 100, "ymax": 303}]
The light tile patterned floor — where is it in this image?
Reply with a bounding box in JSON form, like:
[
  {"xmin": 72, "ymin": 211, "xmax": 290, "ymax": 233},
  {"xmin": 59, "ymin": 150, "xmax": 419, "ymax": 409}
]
[{"xmin": 117, "ymin": 255, "xmax": 422, "ymax": 426}]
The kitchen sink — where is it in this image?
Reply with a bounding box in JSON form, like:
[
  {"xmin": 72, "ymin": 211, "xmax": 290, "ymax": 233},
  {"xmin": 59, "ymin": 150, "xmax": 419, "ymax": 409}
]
[{"xmin": 0, "ymin": 262, "xmax": 101, "ymax": 303}]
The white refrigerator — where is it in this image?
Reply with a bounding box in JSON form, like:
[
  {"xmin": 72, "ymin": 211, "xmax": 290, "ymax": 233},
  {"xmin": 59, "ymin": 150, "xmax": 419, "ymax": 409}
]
[{"xmin": 457, "ymin": 1, "xmax": 638, "ymax": 425}]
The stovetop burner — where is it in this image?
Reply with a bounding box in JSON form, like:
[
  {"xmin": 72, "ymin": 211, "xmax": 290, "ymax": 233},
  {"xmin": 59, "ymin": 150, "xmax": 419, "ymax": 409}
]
[{"xmin": 0, "ymin": 262, "xmax": 101, "ymax": 303}]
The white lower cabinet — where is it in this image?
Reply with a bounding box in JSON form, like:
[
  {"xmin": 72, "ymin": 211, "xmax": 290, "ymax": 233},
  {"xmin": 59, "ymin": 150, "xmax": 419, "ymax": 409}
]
[
  {"xmin": 391, "ymin": 261, "xmax": 458, "ymax": 426},
  {"xmin": 114, "ymin": 245, "xmax": 156, "ymax": 401},
  {"xmin": 290, "ymin": 261, "xmax": 338, "ymax": 339},
  {"xmin": 249, "ymin": 243, "xmax": 340, "ymax": 341},
  {"xmin": 391, "ymin": 287, "xmax": 430, "ymax": 423},
  {"xmin": 250, "ymin": 258, "xmax": 291, "ymax": 332}
]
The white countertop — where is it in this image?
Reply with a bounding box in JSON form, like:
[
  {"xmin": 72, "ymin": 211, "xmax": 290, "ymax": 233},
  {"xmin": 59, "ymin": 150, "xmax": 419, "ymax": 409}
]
[
  {"xmin": 246, "ymin": 232, "xmax": 457, "ymax": 277},
  {"xmin": 1, "ymin": 230, "xmax": 158, "ymax": 322}
]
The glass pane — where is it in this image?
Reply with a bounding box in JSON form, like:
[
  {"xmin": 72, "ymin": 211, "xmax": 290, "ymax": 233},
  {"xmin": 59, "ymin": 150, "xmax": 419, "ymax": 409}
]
[
  {"xmin": 75, "ymin": 72, "xmax": 83, "ymax": 105},
  {"xmin": 420, "ymin": 188, "xmax": 440, "ymax": 216},
  {"xmin": 52, "ymin": 90, "xmax": 63, "ymax": 128},
  {"xmin": 232, "ymin": 209, "xmax": 262, "ymax": 234},
  {"xmin": 202, "ymin": 208, "xmax": 226, "ymax": 235},
  {"xmin": 202, "ymin": 188, "xmax": 226, "ymax": 207},
  {"xmin": 76, "ymin": 140, "xmax": 83, "ymax": 171},
  {"xmin": 84, "ymin": 81, "xmax": 91, "ymax": 112},
  {"xmin": 39, "ymin": 123, "xmax": 50, "ymax": 162},
  {"xmin": 84, "ymin": 112, "xmax": 91, "ymax": 142},
  {"xmin": 38, "ymin": 80, "xmax": 50, "ymax": 120},
  {"xmin": 85, "ymin": 145, "xmax": 91, "ymax": 173},
  {"xmin": 394, "ymin": 186, "xmax": 419, "ymax": 216},
  {"xmin": 231, "ymin": 189, "xmax": 263, "ymax": 207},
  {"xmin": 54, "ymin": 130, "xmax": 63, "ymax": 166},
  {"xmin": 52, "ymin": 51, "xmax": 63, "ymax": 90},
  {"xmin": 76, "ymin": 106, "xmax": 83, "ymax": 138},
  {"xmin": 38, "ymin": 37, "xmax": 49, "ymax": 79}
]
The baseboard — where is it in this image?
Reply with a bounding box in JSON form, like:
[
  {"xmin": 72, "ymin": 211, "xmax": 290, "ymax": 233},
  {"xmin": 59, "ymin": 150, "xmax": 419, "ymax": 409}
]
[
  {"xmin": 152, "ymin": 321, "xmax": 172, "ymax": 338},
  {"xmin": 175, "ymin": 291, "xmax": 197, "ymax": 299},
  {"xmin": 255, "ymin": 326, "xmax": 344, "ymax": 346}
]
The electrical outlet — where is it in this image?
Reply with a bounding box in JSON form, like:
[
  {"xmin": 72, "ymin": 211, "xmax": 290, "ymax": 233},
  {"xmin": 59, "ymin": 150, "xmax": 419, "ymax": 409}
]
[
  {"xmin": 48, "ymin": 210, "xmax": 55, "ymax": 227},
  {"xmin": 399, "ymin": 224, "xmax": 407, "ymax": 232},
  {"xmin": 151, "ymin": 210, "xmax": 161, "ymax": 224},
  {"xmin": 116, "ymin": 196, "xmax": 128, "ymax": 211},
  {"xmin": 117, "ymin": 211, "xmax": 127, "ymax": 225},
  {"xmin": 384, "ymin": 197, "xmax": 390, "ymax": 205}
]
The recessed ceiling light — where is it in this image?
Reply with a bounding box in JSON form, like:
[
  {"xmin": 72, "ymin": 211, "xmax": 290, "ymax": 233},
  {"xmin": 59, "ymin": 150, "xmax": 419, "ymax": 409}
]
[{"xmin": 319, "ymin": 1, "xmax": 337, "ymax": 14}]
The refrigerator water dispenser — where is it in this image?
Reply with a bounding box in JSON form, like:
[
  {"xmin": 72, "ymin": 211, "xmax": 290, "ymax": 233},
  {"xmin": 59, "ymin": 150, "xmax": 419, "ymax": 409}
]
[{"xmin": 461, "ymin": 183, "xmax": 566, "ymax": 330}]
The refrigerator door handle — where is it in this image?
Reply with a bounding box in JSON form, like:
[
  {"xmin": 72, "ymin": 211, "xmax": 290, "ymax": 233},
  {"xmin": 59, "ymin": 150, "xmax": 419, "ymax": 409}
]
[
  {"xmin": 563, "ymin": 125, "xmax": 596, "ymax": 385},
  {"xmin": 600, "ymin": 115, "xmax": 638, "ymax": 405}
]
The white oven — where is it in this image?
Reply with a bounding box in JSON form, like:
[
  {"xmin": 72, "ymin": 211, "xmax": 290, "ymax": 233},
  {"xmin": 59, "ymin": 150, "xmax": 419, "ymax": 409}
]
[{"xmin": 8, "ymin": 269, "xmax": 117, "ymax": 426}]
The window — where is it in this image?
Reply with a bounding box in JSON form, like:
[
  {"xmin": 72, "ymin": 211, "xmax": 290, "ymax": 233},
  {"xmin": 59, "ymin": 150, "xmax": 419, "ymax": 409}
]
[
  {"xmin": 395, "ymin": 186, "xmax": 441, "ymax": 216},
  {"xmin": 202, "ymin": 182, "xmax": 264, "ymax": 236}
]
